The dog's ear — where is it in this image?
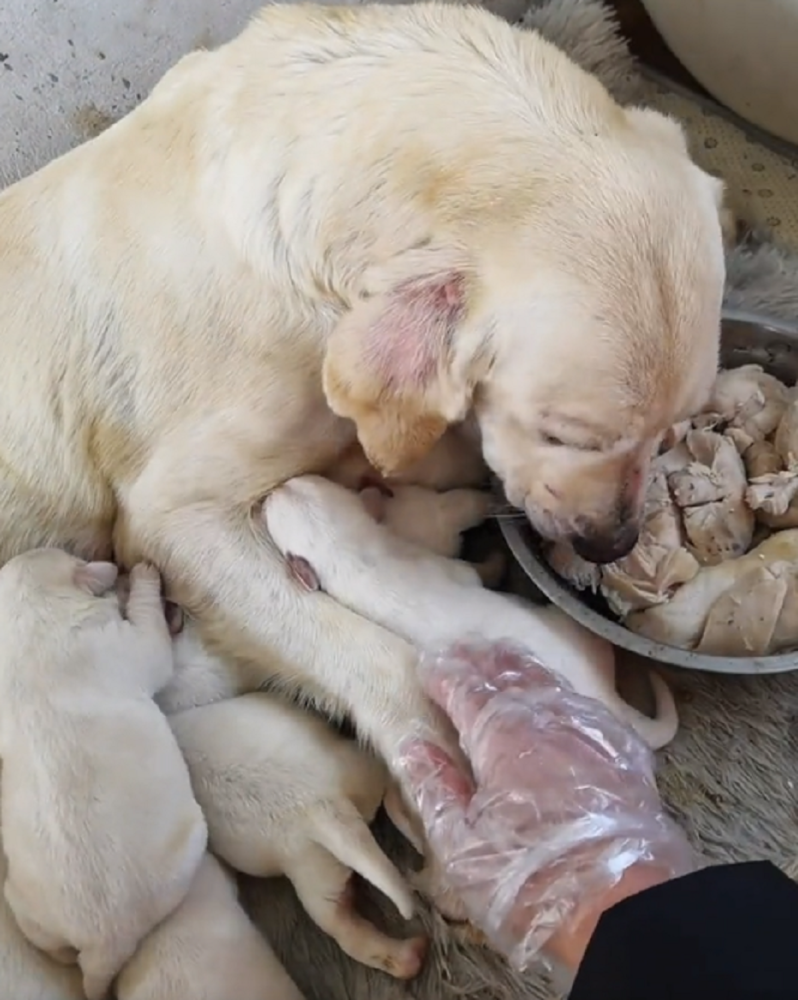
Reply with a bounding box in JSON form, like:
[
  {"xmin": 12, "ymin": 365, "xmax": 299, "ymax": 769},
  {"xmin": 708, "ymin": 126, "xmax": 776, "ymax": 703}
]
[
  {"xmin": 324, "ymin": 246, "xmax": 479, "ymax": 477},
  {"xmin": 74, "ymin": 560, "xmax": 119, "ymax": 596},
  {"xmin": 625, "ymin": 107, "xmax": 690, "ymax": 155},
  {"xmin": 626, "ymin": 107, "xmax": 735, "ymax": 243}
]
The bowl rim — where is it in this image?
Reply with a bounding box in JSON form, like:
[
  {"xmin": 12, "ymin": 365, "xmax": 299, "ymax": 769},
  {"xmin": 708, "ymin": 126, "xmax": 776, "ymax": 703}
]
[{"xmin": 500, "ymin": 306, "xmax": 798, "ymax": 675}]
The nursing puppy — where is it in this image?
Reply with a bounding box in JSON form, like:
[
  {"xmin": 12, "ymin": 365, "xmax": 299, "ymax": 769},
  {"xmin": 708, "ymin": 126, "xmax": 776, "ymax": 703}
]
[
  {"xmin": 0, "ymin": 549, "xmax": 207, "ymax": 1000},
  {"xmin": 0, "ymin": 2, "xmax": 726, "ymax": 767},
  {"xmin": 169, "ymin": 694, "xmax": 425, "ymax": 979},
  {"xmin": 358, "ymin": 484, "xmax": 491, "ymax": 559},
  {"xmin": 115, "ymin": 852, "xmax": 305, "ymax": 1000},
  {"xmin": 265, "ymin": 477, "xmax": 678, "ymax": 750}
]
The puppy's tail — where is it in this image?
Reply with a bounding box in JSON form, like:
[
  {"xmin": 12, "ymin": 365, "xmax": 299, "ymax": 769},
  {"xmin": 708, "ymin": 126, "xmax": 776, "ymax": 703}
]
[
  {"xmin": 620, "ymin": 670, "xmax": 679, "ymax": 750},
  {"xmin": 312, "ymin": 803, "xmax": 414, "ymax": 920}
]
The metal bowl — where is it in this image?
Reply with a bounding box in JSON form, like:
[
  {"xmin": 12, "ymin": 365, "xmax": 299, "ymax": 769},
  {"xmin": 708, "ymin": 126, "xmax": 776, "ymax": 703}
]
[{"xmin": 500, "ymin": 308, "xmax": 798, "ymax": 675}]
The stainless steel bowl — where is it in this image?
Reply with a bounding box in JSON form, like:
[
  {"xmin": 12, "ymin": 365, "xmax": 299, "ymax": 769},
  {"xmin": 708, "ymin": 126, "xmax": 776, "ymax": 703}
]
[{"xmin": 500, "ymin": 308, "xmax": 798, "ymax": 675}]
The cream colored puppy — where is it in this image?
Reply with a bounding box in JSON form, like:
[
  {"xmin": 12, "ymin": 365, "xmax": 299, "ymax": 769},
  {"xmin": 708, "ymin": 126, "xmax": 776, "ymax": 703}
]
[
  {"xmin": 265, "ymin": 477, "xmax": 678, "ymax": 750},
  {"xmin": 115, "ymin": 852, "xmax": 305, "ymax": 1000},
  {"xmin": 0, "ymin": 771, "xmax": 85, "ymax": 1000},
  {"xmin": 0, "ymin": 549, "xmax": 207, "ymax": 1000},
  {"xmin": 170, "ymin": 695, "xmax": 425, "ymax": 979},
  {"xmin": 358, "ymin": 484, "xmax": 491, "ymax": 558},
  {"xmin": 0, "ymin": 3, "xmax": 725, "ymax": 765}
]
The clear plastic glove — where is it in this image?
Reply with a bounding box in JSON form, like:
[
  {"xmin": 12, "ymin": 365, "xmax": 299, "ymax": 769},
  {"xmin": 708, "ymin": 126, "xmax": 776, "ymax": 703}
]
[{"xmin": 394, "ymin": 639, "xmax": 698, "ymax": 971}]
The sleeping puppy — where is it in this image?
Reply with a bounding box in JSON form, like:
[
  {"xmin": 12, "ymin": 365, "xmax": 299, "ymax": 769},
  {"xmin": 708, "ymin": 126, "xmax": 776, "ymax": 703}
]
[
  {"xmin": 115, "ymin": 853, "xmax": 305, "ymax": 1000},
  {"xmin": 0, "ymin": 549, "xmax": 207, "ymax": 1000},
  {"xmin": 169, "ymin": 694, "xmax": 426, "ymax": 980},
  {"xmin": 264, "ymin": 476, "xmax": 679, "ymax": 751},
  {"xmin": 0, "ymin": 769, "xmax": 85, "ymax": 1000}
]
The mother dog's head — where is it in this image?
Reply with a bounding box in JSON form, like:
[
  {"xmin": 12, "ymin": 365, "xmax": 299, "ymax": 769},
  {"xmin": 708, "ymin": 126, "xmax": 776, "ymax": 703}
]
[{"xmin": 323, "ymin": 107, "xmax": 725, "ymax": 565}]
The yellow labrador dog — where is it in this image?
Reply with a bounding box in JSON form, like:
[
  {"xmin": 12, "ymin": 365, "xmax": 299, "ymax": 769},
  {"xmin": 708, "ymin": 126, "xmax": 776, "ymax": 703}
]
[{"xmin": 0, "ymin": 3, "xmax": 725, "ymax": 758}]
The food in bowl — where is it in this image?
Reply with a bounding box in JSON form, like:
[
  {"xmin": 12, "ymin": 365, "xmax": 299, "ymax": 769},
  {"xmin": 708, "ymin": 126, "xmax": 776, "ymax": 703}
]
[{"xmin": 545, "ymin": 363, "xmax": 798, "ymax": 657}]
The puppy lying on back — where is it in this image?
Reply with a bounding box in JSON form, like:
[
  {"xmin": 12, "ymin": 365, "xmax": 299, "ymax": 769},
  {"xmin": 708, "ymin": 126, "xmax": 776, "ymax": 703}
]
[
  {"xmin": 264, "ymin": 477, "xmax": 678, "ymax": 750},
  {"xmin": 115, "ymin": 852, "xmax": 305, "ymax": 1000},
  {"xmin": 169, "ymin": 694, "xmax": 426, "ymax": 980},
  {"xmin": 0, "ymin": 549, "xmax": 207, "ymax": 1000},
  {"xmin": 0, "ymin": 770, "xmax": 85, "ymax": 1000}
]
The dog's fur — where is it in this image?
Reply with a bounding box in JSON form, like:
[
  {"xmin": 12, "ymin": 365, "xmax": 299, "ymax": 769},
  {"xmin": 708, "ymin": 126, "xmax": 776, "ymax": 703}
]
[
  {"xmin": 0, "ymin": 2, "xmax": 723, "ymax": 759},
  {"xmin": 169, "ymin": 694, "xmax": 426, "ymax": 978},
  {"xmin": 265, "ymin": 476, "xmax": 678, "ymax": 749},
  {"xmin": 115, "ymin": 852, "xmax": 305, "ymax": 1000},
  {"xmin": 0, "ymin": 550, "xmax": 207, "ymax": 1000}
]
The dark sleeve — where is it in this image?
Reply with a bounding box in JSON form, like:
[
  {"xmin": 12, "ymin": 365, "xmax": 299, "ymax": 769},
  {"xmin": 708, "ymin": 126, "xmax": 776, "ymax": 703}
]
[{"xmin": 570, "ymin": 861, "xmax": 798, "ymax": 1000}]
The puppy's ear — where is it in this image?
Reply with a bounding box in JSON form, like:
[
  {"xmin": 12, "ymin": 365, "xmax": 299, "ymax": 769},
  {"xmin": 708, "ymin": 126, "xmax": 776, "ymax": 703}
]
[
  {"xmin": 359, "ymin": 486, "xmax": 388, "ymax": 523},
  {"xmin": 324, "ymin": 246, "xmax": 479, "ymax": 477},
  {"xmin": 74, "ymin": 560, "xmax": 119, "ymax": 596}
]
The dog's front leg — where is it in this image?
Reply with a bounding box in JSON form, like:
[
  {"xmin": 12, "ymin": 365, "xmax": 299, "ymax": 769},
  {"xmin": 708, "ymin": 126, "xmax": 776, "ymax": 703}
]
[{"xmin": 120, "ymin": 495, "xmax": 449, "ymax": 764}]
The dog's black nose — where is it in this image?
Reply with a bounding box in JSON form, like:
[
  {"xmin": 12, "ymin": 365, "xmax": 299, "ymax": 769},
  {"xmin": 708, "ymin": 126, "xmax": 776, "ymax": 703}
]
[{"xmin": 571, "ymin": 523, "xmax": 639, "ymax": 565}]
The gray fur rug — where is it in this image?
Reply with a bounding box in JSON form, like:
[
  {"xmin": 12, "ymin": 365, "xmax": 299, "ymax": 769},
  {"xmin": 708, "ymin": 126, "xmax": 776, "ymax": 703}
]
[{"xmin": 4, "ymin": 1, "xmax": 798, "ymax": 997}]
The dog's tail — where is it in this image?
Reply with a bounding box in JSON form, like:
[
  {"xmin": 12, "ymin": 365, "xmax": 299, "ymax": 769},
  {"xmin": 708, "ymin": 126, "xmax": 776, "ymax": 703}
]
[
  {"xmin": 619, "ymin": 670, "xmax": 679, "ymax": 750},
  {"xmin": 311, "ymin": 803, "xmax": 414, "ymax": 920}
]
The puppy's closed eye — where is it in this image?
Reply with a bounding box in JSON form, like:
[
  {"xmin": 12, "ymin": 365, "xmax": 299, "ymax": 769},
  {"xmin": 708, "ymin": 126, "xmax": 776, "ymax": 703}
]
[{"xmin": 540, "ymin": 432, "xmax": 567, "ymax": 448}]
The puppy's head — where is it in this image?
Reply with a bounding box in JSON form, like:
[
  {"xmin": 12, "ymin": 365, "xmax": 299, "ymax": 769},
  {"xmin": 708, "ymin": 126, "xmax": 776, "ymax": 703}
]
[{"xmin": 324, "ymin": 108, "xmax": 725, "ymax": 563}]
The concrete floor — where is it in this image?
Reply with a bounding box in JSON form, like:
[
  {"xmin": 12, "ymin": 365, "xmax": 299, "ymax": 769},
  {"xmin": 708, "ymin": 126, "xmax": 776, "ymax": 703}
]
[
  {"xmin": 0, "ymin": 0, "xmax": 528, "ymax": 186},
  {"xmin": 0, "ymin": 0, "xmax": 267, "ymax": 183}
]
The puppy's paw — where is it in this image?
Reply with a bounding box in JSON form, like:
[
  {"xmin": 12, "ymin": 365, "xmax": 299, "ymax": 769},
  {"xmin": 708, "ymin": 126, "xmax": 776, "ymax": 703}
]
[{"xmin": 379, "ymin": 934, "xmax": 428, "ymax": 980}]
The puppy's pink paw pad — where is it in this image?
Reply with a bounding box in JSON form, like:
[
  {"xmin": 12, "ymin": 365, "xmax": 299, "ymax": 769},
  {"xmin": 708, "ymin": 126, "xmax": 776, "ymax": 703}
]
[{"xmin": 385, "ymin": 935, "xmax": 428, "ymax": 979}]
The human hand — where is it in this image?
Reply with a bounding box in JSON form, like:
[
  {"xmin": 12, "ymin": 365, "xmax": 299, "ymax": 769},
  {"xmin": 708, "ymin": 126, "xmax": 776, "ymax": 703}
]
[{"xmin": 394, "ymin": 639, "xmax": 697, "ymax": 970}]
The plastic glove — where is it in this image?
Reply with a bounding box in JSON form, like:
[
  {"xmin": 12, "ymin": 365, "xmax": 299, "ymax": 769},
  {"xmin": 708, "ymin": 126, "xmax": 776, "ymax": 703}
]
[{"xmin": 394, "ymin": 639, "xmax": 697, "ymax": 971}]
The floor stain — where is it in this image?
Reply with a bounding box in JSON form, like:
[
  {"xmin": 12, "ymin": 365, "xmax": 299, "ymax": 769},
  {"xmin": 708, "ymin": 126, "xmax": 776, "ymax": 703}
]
[{"xmin": 72, "ymin": 104, "xmax": 117, "ymax": 139}]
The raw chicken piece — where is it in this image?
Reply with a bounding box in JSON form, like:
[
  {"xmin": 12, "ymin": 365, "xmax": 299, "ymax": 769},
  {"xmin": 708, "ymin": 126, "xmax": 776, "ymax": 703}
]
[
  {"xmin": 774, "ymin": 396, "xmax": 798, "ymax": 470},
  {"xmin": 626, "ymin": 529, "xmax": 798, "ymax": 650},
  {"xmin": 700, "ymin": 364, "xmax": 790, "ymax": 451},
  {"xmin": 767, "ymin": 575, "xmax": 798, "ymax": 653},
  {"xmin": 746, "ymin": 471, "xmax": 798, "ymax": 518},
  {"xmin": 598, "ymin": 468, "xmax": 699, "ymax": 617},
  {"xmin": 666, "ymin": 430, "xmax": 754, "ymax": 564},
  {"xmin": 696, "ymin": 562, "xmax": 790, "ymax": 656},
  {"xmin": 742, "ymin": 439, "xmax": 782, "ymax": 479}
]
